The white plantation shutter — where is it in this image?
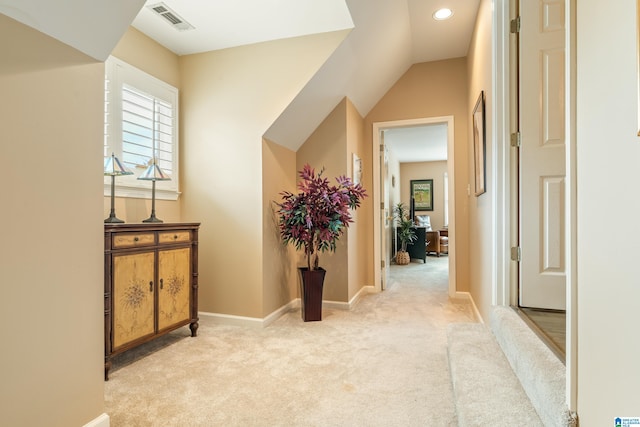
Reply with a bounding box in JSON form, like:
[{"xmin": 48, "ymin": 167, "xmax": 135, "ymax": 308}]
[
  {"xmin": 104, "ymin": 56, "xmax": 179, "ymax": 199},
  {"xmin": 121, "ymin": 86, "xmax": 173, "ymax": 175}
]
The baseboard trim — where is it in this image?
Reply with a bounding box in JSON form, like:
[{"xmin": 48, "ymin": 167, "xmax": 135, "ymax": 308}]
[
  {"xmin": 199, "ymin": 299, "xmax": 301, "ymax": 328},
  {"xmin": 198, "ymin": 311, "xmax": 265, "ymax": 328},
  {"xmin": 324, "ymin": 285, "xmax": 375, "ymax": 310},
  {"xmin": 264, "ymin": 299, "xmax": 299, "ymax": 327},
  {"xmin": 349, "ymin": 285, "xmax": 375, "ymax": 307},
  {"xmin": 83, "ymin": 413, "xmax": 109, "ymax": 427},
  {"xmin": 199, "ymin": 286, "xmax": 375, "ymax": 327},
  {"xmin": 453, "ymin": 291, "xmax": 484, "ymax": 324}
]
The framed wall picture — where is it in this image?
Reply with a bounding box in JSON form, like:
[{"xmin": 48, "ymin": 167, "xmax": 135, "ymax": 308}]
[
  {"xmin": 473, "ymin": 90, "xmax": 486, "ymax": 196},
  {"xmin": 410, "ymin": 179, "xmax": 433, "ymax": 211},
  {"xmin": 352, "ymin": 153, "xmax": 362, "ymax": 185}
]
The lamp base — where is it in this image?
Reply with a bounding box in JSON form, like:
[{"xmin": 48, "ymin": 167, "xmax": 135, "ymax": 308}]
[
  {"xmin": 104, "ymin": 215, "xmax": 125, "ymax": 224},
  {"xmin": 142, "ymin": 215, "xmax": 163, "ymax": 223}
]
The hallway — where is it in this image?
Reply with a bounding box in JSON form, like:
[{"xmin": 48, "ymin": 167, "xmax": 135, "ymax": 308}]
[{"xmin": 105, "ymin": 257, "xmax": 475, "ymax": 426}]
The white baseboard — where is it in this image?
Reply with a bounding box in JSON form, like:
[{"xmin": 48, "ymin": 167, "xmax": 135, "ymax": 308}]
[
  {"xmin": 263, "ymin": 299, "xmax": 299, "ymax": 326},
  {"xmin": 199, "ymin": 298, "xmax": 300, "ymax": 328},
  {"xmin": 199, "ymin": 286, "xmax": 375, "ymax": 327},
  {"xmin": 198, "ymin": 311, "xmax": 265, "ymax": 328},
  {"xmin": 323, "ymin": 285, "xmax": 375, "ymax": 310},
  {"xmin": 349, "ymin": 285, "xmax": 375, "ymax": 307},
  {"xmin": 453, "ymin": 291, "xmax": 484, "ymax": 324},
  {"xmin": 84, "ymin": 413, "xmax": 109, "ymax": 427}
]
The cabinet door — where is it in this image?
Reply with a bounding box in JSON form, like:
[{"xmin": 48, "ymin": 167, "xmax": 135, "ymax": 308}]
[
  {"xmin": 157, "ymin": 247, "xmax": 191, "ymax": 330},
  {"xmin": 113, "ymin": 252, "xmax": 155, "ymax": 349}
]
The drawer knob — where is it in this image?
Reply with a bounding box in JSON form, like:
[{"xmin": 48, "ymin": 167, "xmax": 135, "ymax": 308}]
[
  {"xmin": 174, "ymin": 235, "xmax": 178, "ymax": 240},
  {"xmin": 134, "ymin": 237, "xmax": 139, "ymax": 242}
]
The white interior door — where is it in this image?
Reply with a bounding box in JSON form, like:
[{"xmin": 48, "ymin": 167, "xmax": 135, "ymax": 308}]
[
  {"xmin": 380, "ymin": 138, "xmax": 390, "ymax": 290},
  {"xmin": 518, "ymin": 0, "xmax": 566, "ymax": 309}
]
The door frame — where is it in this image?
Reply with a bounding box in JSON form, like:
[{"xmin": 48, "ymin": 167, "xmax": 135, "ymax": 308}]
[
  {"xmin": 494, "ymin": 0, "xmax": 577, "ymax": 412},
  {"xmin": 372, "ymin": 116, "xmax": 456, "ymax": 297}
]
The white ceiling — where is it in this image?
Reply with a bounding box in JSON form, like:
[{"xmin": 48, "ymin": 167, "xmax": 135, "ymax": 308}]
[
  {"xmin": 0, "ymin": 0, "xmax": 145, "ymax": 61},
  {"xmin": 131, "ymin": 0, "xmax": 355, "ymax": 56},
  {"xmin": 1, "ymin": 0, "xmax": 479, "ymax": 161},
  {"xmin": 130, "ymin": 0, "xmax": 478, "ymax": 159},
  {"xmin": 385, "ymin": 124, "xmax": 448, "ymax": 163}
]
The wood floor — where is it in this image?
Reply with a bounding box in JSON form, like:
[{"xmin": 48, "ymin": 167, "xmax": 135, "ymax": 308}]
[{"xmin": 518, "ymin": 307, "xmax": 566, "ymax": 362}]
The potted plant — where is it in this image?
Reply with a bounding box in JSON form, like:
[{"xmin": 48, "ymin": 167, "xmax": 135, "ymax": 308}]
[
  {"xmin": 394, "ymin": 202, "xmax": 417, "ymax": 265},
  {"xmin": 276, "ymin": 164, "xmax": 367, "ymax": 321}
]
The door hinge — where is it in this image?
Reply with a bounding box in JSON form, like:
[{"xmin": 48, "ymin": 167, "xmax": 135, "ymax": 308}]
[
  {"xmin": 511, "ymin": 132, "xmax": 521, "ymax": 147},
  {"xmin": 510, "ymin": 16, "xmax": 521, "ymax": 33},
  {"xmin": 381, "ymin": 260, "xmax": 385, "ymax": 268},
  {"xmin": 511, "ymin": 246, "xmax": 521, "ymax": 262},
  {"xmin": 380, "ymin": 202, "xmax": 385, "ymax": 209},
  {"xmin": 380, "ymin": 144, "xmax": 384, "ymax": 152}
]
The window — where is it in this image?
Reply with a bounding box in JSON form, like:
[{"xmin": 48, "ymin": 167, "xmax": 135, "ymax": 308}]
[{"xmin": 104, "ymin": 56, "xmax": 179, "ymax": 200}]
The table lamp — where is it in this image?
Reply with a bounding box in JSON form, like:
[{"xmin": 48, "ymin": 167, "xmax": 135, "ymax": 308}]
[
  {"xmin": 137, "ymin": 159, "xmax": 171, "ymax": 223},
  {"xmin": 104, "ymin": 153, "xmax": 133, "ymax": 223}
]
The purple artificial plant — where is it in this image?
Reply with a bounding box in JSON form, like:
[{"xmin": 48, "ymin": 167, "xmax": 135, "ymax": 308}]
[{"xmin": 276, "ymin": 164, "xmax": 367, "ymax": 271}]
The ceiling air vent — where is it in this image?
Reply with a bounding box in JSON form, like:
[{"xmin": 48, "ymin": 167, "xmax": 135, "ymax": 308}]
[{"xmin": 147, "ymin": 2, "xmax": 195, "ymax": 31}]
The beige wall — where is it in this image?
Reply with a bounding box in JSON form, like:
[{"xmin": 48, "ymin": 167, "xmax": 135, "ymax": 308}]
[
  {"xmin": 0, "ymin": 15, "xmax": 105, "ymax": 426},
  {"xmin": 387, "ymin": 148, "xmax": 402, "ymax": 259},
  {"xmin": 388, "ymin": 150, "xmax": 402, "ymax": 210},
  {"xmin": 296, "ymin": 98, "xmax": 350, "ymax": 302},
  {"xmin": 365, "ymin": 58, "xmax": 470, "ymax": 292},
  {"xmin": 294, "ymin": 97, "xmax": 372, "ymax": 302},
  {"xmin": 345, "ymin": 98, "xmax": 372, "ymax": 300},
  {"xmin": 262, "ymin": 139, "xmax": 298, "ymax": 315},
  {"xmin": 261, "ymin": 96, "xmax": 371, "ymax": 309},
  {"xmin": 179, "ymin": 31, "xmax": 349, "ymax": 317},
  {"xmin": 465, "ymin": 0, "xmax": 493, "ymax": 318},
  {"xmin": 400, "ymin": 161, "xmax": 448, "ymax": 229},
  {"xmin": 111, "ymin": 27, "xmax": 180, "ymax": 87},
  {"xmin": 576, "ymin": 0, "xmax": 640, "ymax": 421},
  {"xmin": 105, "ymin": 27, "xmax": 182, "ymax": 224}
]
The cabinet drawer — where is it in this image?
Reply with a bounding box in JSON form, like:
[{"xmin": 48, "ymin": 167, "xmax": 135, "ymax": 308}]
[
  {"xmin": 159, "ymin": 231, "xmax": 191, "ymax": 244},
  {"xmin": 113, "ymin": 233, "xmax": 155, "ymax": 248}
]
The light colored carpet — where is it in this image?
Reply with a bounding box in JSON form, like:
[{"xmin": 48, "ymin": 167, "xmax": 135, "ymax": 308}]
[
  {"xmin": 105, "ymin": 257, "xmax": 476, "ymax": 426},
  {"xmin": 490, "ymin": 307, "xmax": 575, "ymax": 427},
  {"xmin": 447, "ymin": 323, "xmax": 543, "ymax": 426}
]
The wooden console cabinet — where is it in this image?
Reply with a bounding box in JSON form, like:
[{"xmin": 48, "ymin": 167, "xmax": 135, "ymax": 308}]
[{"xmin": 104, "ymin": 223, "xmax": 200, "ymax": 380}]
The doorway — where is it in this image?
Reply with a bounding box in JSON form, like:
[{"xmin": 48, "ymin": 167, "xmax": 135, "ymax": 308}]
[
  {"xmin": 372, "ymin": 116, "xmax": 456, "ymax": 297},
  {"xmin": 494, "ymin": 0, "xmax": 577, "ymax": 412},
  {"xmin": 511, "ymin": 0, "xmax": 568, "ymax": 361}
]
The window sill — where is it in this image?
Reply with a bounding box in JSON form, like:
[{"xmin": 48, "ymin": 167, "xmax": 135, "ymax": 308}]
[{"xmin": 103, "ymin": 184, "xmax": 180, "ymax": 201}]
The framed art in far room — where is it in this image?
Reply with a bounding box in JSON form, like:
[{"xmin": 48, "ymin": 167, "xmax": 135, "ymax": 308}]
[
  {"xmin": 473, "ymin": 90, "xmax": 486, "ymax": 196},
  {"xmin": 410, "ymin": 179, "xmax": 433, "ymax": 211}
]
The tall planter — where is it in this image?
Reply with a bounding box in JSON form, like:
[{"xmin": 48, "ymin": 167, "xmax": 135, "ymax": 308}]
[
  {"xmin": 299, "ymin": 267, "xmax": 326, "ymax": 322},
  {"xmin": 393, "ymin": 202, "xmax": 416, "ymax": 266},
  {"xmin": 276, "ymin": 164, "xmax": 366, "ymax": 322}
]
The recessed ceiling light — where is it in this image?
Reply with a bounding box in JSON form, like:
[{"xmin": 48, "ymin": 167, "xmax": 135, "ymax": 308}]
[{"xmin": 433, "ymin": 8, "xmax": 454, "ymax": 21}]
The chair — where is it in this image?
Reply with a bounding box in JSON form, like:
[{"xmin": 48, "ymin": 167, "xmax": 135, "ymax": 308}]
[
  {"xmin": 426, "ymin": 230, "xmax": 448, "ymax": 256},
  {"xmin": 415, "ymin": 215, "xmax": 449, "ymax": 257}
]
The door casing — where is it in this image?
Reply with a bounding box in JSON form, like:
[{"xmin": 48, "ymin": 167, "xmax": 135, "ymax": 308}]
[{"xmin": 372, "ymin": 116, "xmax": 456, "ymax": 298}]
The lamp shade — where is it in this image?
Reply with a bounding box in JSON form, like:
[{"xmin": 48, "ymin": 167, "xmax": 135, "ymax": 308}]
[
  {"xmin": 104, "ymin": 153, "xmax": 133, "ymax": 176},
  {"xmin": 137, "ymin": 162, "xmax": 171, "ymax": 181}
]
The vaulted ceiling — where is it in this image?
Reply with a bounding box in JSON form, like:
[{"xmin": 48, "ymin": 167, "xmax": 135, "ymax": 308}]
[{"xmin": 0, "ymin": 0, "xmax": 479, "ymax": 158}]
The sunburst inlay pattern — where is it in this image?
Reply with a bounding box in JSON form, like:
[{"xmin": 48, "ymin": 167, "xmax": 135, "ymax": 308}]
[{"xmin": 124, "ymin": 280, "xmax": 146, "ymax": 309}]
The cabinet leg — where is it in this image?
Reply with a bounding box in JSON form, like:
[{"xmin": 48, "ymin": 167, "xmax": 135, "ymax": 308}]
[
  {"xmin": 104, "ymin": 360, "xmax": 112, "ymax": 381},
  {"xmin": 190, "ymin": 321, "xmax": 199, "ymax": 337}
]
